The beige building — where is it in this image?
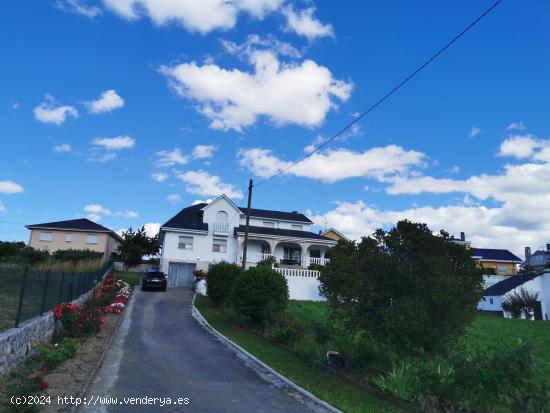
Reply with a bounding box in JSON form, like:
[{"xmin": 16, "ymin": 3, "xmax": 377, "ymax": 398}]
[
  {"xmin": 321, "ymin": 228, "xmax": 350, "ymax": 243},
  {"xmin": 27, "ymin": 218, "xmax": 122, "ymax": 257}
]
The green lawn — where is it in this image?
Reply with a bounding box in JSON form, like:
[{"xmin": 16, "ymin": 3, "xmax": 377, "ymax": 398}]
[
  {"xmin": 115, "ymin": 271, "xmax": 142, "ymax": 286},
  {"xmin": 195, "ymin": 296, "xmax": 403, "ymax": 413}
]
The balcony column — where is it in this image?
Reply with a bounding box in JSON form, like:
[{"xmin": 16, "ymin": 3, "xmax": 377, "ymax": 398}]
[
  {"xmin": 236, "ymin": 237, "xmax": 244, "ymax": 264},
  {"xmin": 268, "ymin": 239, "xmax": 276, "ymax": 256},
  {"xmin": 301, "ymin": 243, "xmax": 311, "ymax": 267}
]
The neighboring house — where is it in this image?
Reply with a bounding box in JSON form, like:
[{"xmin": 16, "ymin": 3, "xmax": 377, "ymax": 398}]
[
  {"xmin": 522, "ymin": 245, "xmax": 550, "ymax": 273},
  {"xmin": 321, "ymin": 228, "xmax": 350, "ymax": 242},
  {"xmin": 471, "ymin": 248, "xmax": 522, "ymax": 275},
  {"xmin": 26, "ymin": 218, "xmax": 122, "ymax": 257},
  {"xmin": 159, "ymin": 195, "xmax": 337, "ymax": 288},
  {"xmin": 448, "ymin": 232, "xmax": 471, "ymax": 248},
  {"xmin": 478, "ymin": 273, "xmax": 550, "ymax": 320}
]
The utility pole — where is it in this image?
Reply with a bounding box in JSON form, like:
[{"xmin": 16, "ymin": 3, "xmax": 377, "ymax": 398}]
[{"xmin": 241, "ymin": 179, "xmax": 253, "ymax": 270}]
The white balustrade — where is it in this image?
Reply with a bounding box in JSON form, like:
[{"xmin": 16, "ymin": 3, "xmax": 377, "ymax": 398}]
[{"xmin": 213, "ymin": 222, "xmax": 229, "ymax": 233}]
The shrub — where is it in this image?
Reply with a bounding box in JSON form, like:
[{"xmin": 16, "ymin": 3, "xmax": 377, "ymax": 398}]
[
  {"xmin": 229, "ymin": 266, "xmax": 288, "ymax": 327},
  {"xmin": 36, "ymin": 338, "xmax": 80, "ymax": 372},
  {"xmin": 319, "ymin": 220, "xmax": 484, "ymax": 355},
  {"xmin": 51, "ymin": 249, "xmax": 103, "ymax": 262},
  {"xmin": 206, "ymin": 262, "xmax": 241, "ymax": 305},
  {"xmin": 273, "ymin": 318, "xmax": 305, "ymax": 346},
  {"xmin": 374, "ymin": 340, "xmax": 550, "ymax": 412}
]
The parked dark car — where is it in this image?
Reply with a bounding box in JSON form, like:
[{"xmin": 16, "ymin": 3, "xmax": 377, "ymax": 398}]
[{"xmin": 141, "ymin": 270, "xmax": 167, "ymax": 291}]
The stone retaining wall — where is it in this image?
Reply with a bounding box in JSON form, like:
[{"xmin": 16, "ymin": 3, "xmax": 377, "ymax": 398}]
[{"xmin": 0, "ymin": 268, "xmax": 111, "ymax": 378}]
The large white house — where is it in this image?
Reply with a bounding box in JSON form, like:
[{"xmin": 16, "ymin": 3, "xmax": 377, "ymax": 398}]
[{"xmin": 159, "ymin": 195, "xmax": 337, "ymax": 288}]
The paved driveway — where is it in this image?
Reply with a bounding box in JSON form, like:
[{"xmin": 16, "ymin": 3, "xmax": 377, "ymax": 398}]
[{"xmin": 82, "ymin": 289, "xmax": 324, "ymax": 413}]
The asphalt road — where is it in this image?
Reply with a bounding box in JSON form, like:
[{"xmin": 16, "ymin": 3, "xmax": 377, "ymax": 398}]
[{"xmin": 81, "ymin": 288, "xmax": 324, "ymax": 413}]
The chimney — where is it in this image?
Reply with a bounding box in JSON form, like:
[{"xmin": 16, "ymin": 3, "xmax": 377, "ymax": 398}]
[
  {"xmin": 525, "ymin": 247, "xmax": 532, "ymax": 264},
  {"xmin": 460, "ymin": 232, "xmax": 465, "ymax": 241},
  {"xmin": 318, "ymin": 230, "xmax": 322, "ymax": 235}
]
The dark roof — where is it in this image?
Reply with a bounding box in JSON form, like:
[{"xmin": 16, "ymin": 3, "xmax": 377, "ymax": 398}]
[
  {"xmin": 244, "ymin": 208, "xmax": 312, "ymax": 223},
  {"xmin": 483, "ymin": 275, "xmax": 537, "ymax": 296},
  {"xmin": 471, "ymin": 248, "xmax": 522, "ymax": 262},
  {"xmin": 26, "ymin": 218, "xmax": 122, "ymax": 241},
  {"xmin": 234, "ymin": 225, "xmax": 335, "ymax": 241},
  {"xmin": 161, "ymin": 203, "xmax": 209, "ymax": 231}
]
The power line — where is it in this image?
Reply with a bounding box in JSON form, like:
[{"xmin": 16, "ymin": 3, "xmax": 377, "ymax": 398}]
[{"xmin": 254, "ymin": 0, "xmax": 503, "ymax": 188}]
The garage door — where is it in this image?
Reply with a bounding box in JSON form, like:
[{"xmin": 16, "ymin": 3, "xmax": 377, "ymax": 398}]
[{"xmin": 167, "ymin": 262, "xmax": 196, "ymax": 288}]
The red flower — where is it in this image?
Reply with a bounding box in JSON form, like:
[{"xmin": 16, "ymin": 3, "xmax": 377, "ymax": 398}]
[{"xmin": 39, "ymin": 380, "xmax": 49, "ymax": 390}]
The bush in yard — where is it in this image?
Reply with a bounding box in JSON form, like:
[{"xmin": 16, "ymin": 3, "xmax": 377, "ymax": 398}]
[
  {"xmin": 229, "ymin": 266, "xmax": 288, "ymax": 327},
  {"xmin": 319, "ymin": 220, "xmax": 484, "ymax": 355},
  {"xmin": 206, "ymin": 262, "xmax": 241, "ymax": 305},
  {"xmin": 273, "ymin": 318, "xmax": 305, "ymax": 346},
  {"xmin": 374, "ymin": 340, "xmax": 550, "ymax": 412}
]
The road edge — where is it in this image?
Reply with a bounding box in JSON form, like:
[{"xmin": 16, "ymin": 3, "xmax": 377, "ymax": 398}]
[
  {"xmin": 191, "ymin": 293, "xmax": 342, "ymax": 413},
  {"xmin": 72, "ymin": 288, "xmax": 136, "ymax": 413}
]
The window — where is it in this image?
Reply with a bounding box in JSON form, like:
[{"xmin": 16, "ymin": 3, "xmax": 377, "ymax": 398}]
[
  {"xmin": 86, "ymin": 234, "xmax": 98, "ymax": 245},
  {"xmin": 291, "ymin": 224, "xmax": 303, "ymax": 231},
  {"xmin": 283, "ymin": 247, "xmax": 301, "ymax": 261},
  {"xmin": 497, "ymin": 266, "xmax": 508, "ymax": 274},
  {"xmin": 65, "ymin": 233, "xmax": 73, "ymax": 243},
  {"xmin": 216, "ymin": 210, "xmax": 228, "ymax": 222},
  {"xmin": 489, "ymin": 298, "xmax": 494, "ymax": 305},
  {"xmin": 39, "ymin": 232, "xmax": 52, "ymax": 242},
  {"xmin": 213, "ymin": 238, "xmax": 227, "ymax": 253},
  {"xmin": 263, "ymin": 221, "xmax": 275, "ymax": 228},
  {"xmin": 178, "ymin": 236, "xmax": 193, "ymax": 250}
]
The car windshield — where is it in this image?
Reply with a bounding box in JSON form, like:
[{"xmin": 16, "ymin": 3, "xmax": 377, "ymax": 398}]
[{"xmin": 145, "ymin": 272, "xmax": 164, "ymax": 278}]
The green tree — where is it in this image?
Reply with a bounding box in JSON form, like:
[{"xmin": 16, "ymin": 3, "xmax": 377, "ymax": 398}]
[
  {"xmin": 319, "ymin": 220, "xmax": 483, "ymax": 355},
  {"xmin": 113, "ymin": 226, "xmax": 159, "ymax": 268},
  {"xmin": 206, "ymin": 262, "xmax": 241, "ymax": 305},
  {"xmin": 502, "ymin": 287, "xmax": 540, "ymax": 319}
]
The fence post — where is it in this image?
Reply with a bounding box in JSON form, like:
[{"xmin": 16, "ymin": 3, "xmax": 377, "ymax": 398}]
[
  {"xmin": 39, "ymin": 269, "xmax": 51, "ymax": 316},
  {"xmin": 15, "ymin": 267, "xmax": 29, "ymax": 328},
  {"xmin": 58, "ymin": 271, "xmax": 65, "ymax": 304}
]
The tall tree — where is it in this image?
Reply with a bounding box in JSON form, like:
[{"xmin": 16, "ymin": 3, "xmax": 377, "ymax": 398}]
[{"xmin": 113, "ymin": 226, "xmax": 159, "ymax": 268}]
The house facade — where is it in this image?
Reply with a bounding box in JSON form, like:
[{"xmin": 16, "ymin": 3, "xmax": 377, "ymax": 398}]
[
  {"xmin": 522, "ymin": 245, "xmax": 550, "ymax": 273},
  {"xmin": 321, "ymin": 228, "xmax": 350, "ymax": 243},
  {"xmin": 471, "ymin": 248, "xmax": 522, "ymax": 276},
  {"xmin": 159, "ymin": 195, "xmax": 337, "ymax": 287},
  {"xmin": 478, "ymin": 273, "xmax": 550, "ymax": 320},
  {"xmin": 26, "ymin": 218, "xmax": 122, "ymax": 257}
]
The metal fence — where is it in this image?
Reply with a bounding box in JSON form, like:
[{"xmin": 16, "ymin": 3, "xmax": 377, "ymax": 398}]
[{"xmin": 0, "ymin": 260, "xmax": 112, "ymax": 330}]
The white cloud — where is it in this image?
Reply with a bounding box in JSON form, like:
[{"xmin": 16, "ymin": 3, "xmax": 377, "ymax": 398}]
[
  {"xmin": 308, "ymin": 200, "xmax": 542, "ymax": 257},
  {"xmin": 0, "ymin": 201, "xmax": 6, "ymax": 212},
  {"xmin": 151, "ymin": 172, "xmax": 168, "ymax": 182},
  {"xmin": 497, "ymin": 134, "xmax": 542, "ymax": 159},
  {"xmin": 156, "ymin": 148, "xmax": 188, "ymax": 167},
  {"xmin": 281, "ymin": 6, "xmax": 334, "ymax": 40},
  {"xmin": 92, "ymin": 135, "xmax": 135, "ymax": 150},
  {"xmin": 468, "ymin": 126, "xmax": 481, "ymax": 138},
  {"xmin": 53, "ymin": 144, "xmax": 72, "ymax": 153},
  {"xmin": 507, "ymin": 121, "xmax": 526, "ymax": 131},
  {"xmin": 239, "ymin": 145, "xmax": 426, "ymax": 183},
  {"xmin": 192, "ymin": 198, "xmax": 213, "ymax": 205},
  {"xmin": 102, "ymin": 0, "xmax": 283, "ymax": 34},
  {"xmin": 56, "ymin": 0, "xmax": 102, "ymax": 18},
  {"xmin": 303, "ymin": 124, "xmax": 361, "ymax": 153},
  {"xmin": 33, "ymin": 95, "xmax": 78, "ymax": 125},
  {"xmin": 84, "ymin": 204, "xmax": 111, "ymax": 216},
  {"xmin": 449, "ymin": 165, "xmax": 460, "ymax": 173},
  {"xmin": 143, "ymin": 222, "xmax": 161, "ymax": 237},
  {"xmin": 0, "ymin": 181, "xmax": 24, "ymax": 194},
  {"xmin": 160, "ymin": 50, "xmax": 352, "ymax": 131},
  {"xmin": 176, "ymin": 170, "xmax": 243, "ymax": 199},
  {"xmin": 221, "ymin": 34, "xmax": 302, "ymax": 60},
  {"xmin": 86, "ymin": 89, "xmax": 125, "ymax": 114},
  {"xmin": 167, "ymin": 193, "xmax": 182, "ymax": 204},
  {"xmin": 86, "ymin": 213, "xmax": 102, "ymax": 222},
  {"xmin": 115, "ymin": 210, "xmax": 139, "ymax": 218},
  {"xmin": 192, "ymin": 144, "xmax": 217, "ymax": 159}
]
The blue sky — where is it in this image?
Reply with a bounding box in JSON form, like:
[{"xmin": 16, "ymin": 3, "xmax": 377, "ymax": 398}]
[{"xmin": 1, "ymin": 0, "xmax": 549, "ymax": 256}]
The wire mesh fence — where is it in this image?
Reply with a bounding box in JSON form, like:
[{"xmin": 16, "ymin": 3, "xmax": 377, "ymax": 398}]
[{"xmin": 0, "ymin": 259, "xmax": 112, "ymax": 331}]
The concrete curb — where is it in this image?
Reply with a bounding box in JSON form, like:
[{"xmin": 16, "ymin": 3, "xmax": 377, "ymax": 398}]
[
  {"xmin": 191, "ymin": 293, "xmax": 342, "ymax": 413},
  {"xmin": 70, "ymin": 288, "xmax": 136, "ymax": 413}
]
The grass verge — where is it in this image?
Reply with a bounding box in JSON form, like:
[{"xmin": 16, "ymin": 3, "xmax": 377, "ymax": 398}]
[
  {"xmin": 195, "ymin": 295, "xmax": 403, "ymax": 413},
  {"xmin": 115, "ymin": 271, "xmax": 142, "ymax": 286}
]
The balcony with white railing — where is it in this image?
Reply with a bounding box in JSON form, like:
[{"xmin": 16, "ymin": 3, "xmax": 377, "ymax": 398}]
[
  {"xmin": 240, "ymin": 252, "xmax": 274, "ymax": 264},
  {"xmin": 212, "ymin": 222, "xmax": 229, "ymax": 235},
  {"xmin": 306, "ymin": 257, "xmax": 331, "ymax": 266}
]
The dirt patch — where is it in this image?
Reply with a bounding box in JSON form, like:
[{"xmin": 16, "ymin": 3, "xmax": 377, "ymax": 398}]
[{"xmin": 41, "ymin": 314, "xmax": 121, "ymax": 413}]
